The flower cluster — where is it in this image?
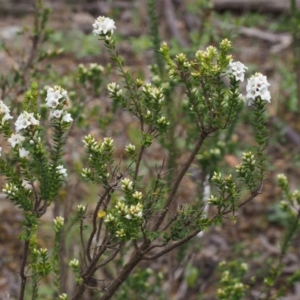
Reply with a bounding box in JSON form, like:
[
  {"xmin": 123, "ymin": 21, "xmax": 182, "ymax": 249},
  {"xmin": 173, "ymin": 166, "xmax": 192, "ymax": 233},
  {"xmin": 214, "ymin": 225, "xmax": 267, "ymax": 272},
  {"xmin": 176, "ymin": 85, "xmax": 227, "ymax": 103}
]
[
  {"xmin": 2, "ymin": 183, "xmax": 19, "ymax": 197},
  {"xmin": 113, "ymin": 201, "xmax": 143, "ymax": 220},
  {"xmin": 227, "ymin": 60, "xmax": 248, "ymax": 82},
  {"xmin": 107, "ymin": 82, "xmax": 123, "ymax": 97},
  {"xmin": 125, "ymin": 144, "xmax": 136, "ymax": 156},
  {"xmin": 246, "ymin": 73, "xmax": 271, "ymax": 105},
  {"xmin": 132, "ymin": 191, "xmax": 143, "ymax": 200},
  {"xmin": 193, "ymin": 41, "xmax": 232, "ymax": 76},
  {"xmin": 104, "ymin": 184, "xmax": 144, "ymax": 229},
  {"xmin": 78, "ymin": 63, "xmax": 104, "ymax": 76},
  {"xmin": 157, "ymin": 116, "xmax": 169, "ymax": 127},
  {"xmin": 121, "ymin": 178, "xmax": 134, "ymax": 192},
  {"xmin": 69, "ymin": 258, "xmax": 79, "ymax": 268},
  {"xmin": 115, "ymin": 229, "xmax": 125, "ymax": 238},
  {"xmin": 235, "ymin": 151, "xmax": 256, "ymax": 176},
  {"xmin": 277, "ymin": 173, "xmax": 288, "ymax": 188},
  {"xmin": 46, "ymin": 86, "xmax": 73, "ymax": 123},
  {"xmin": 83, "ymin": 135, "xmax": 114, "ymax": 154},
  {"xmin": 92, "ymin": 16, "xmax": 116, "ymax": 36},
  {"xmin": 142, "ymin": 83, "xmax": 165, "ymax": 105},
  {"xmin": 0, "ymin": 100, "xmax": 13, "ymax": 125},
  {"xmin": 6, "ymin": 90, "xmax": 41, "ymax": 157},
  {"xmin": 102, "ymin": 137, "xmax": 114, "ymax": 152},
  {"xmin": 235, "ymin": 151, "xmax": 259, "ymax": 192},
  {"xmin": 77, "ymin": 204, "xmax": 86, "ymax": 214},
  {"xmin": 58, "ymin": 294, "xmax": 68, "ymax": 300},
  {"xmin": 56, "ymin": 165, "xmax": 67, "ymax": 177},
  {"xmin": 53, "ymin": 216, "xmax": 64, "ymax": 233},
  {"xmin": 15, "ymin": 111, "xmax": 39, "ymax": 133}
]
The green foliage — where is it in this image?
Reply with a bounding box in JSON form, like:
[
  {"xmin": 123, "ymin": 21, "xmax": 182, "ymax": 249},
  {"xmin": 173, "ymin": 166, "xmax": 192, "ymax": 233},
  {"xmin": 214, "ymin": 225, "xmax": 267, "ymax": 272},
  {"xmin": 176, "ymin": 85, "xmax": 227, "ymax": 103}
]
[
  {"xmin": 0, "ymin": 1, "xmax": 290, "ymax": 300},
  {"xmin": 217, "ymin": 261, "xmax": 249, "ymax": 300},
  {"xmin": 116, "ymin": 268, "xmax": 165, "ymax": 300}
]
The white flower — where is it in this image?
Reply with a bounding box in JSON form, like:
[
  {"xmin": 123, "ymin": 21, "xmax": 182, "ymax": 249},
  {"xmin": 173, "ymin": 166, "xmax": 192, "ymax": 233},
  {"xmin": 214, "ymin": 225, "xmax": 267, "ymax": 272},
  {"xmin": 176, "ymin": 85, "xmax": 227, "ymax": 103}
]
[
  {"xmin": 54, "ymin": 216, "xmax": 65, "ymax": 232},
  {"xmin": 246, "ymin": 73, "xmax": 271, "ymax": 105},
  {"xmin": 56, "ymin": 165, "xmax": 67, "ymax": 177},
  {"xmin": 46, "ymin": 89, "xmax": 62, "ymax": 108},
  {"xmin": 46, "ymin": 97, "xmax": 59, "ymax": 109},
  {"xmin": 128, "ymin": 203, "xmax": 143, "ymax": 218},
  {"xmin": 228, "ymin": 61, "xmax": 248, "ymax": 82},
  {"xmin": 115, "ymin": 229, "xmax": 125, "ymax": 238},
  {"xmin": 45, "ymin": 86, "xmax": 69, "ymax": 108},
  {"xmin": 2, "ymin": 183, "xmax": 18, "ymax": 196},
  {"xmin": 92, "ymin": 16, "xmax": 116, "ymax": 36},
  {"xmin": 69, "ymin": 258, "xmax": 79, "ymax": 268},
  {"xmin": 0, "ymin": 100, "xmax": 13, "ymax": 123},
  {"xmin": 121, "ymin": 178, "xmax": 133, "ymax": 191},
  {"xmin": 2, "ymin": 113, "xmax": 13, "ymax": 122},
  {"xmin": 62, "ymin": 113, "xmax": 73, "ymax": 123},
  {"xmin": 107, "ymin": 82, "xmax": 123, "ymax": 97},
  {"xmin": 125, "ymin": 144, "xmax": 136, "ymax": 153},
  {"xmin": 0, "ymin": 100, "xmax": 10, "ymax": 115},
  {"xmin": 0, "ymin": 147, "xmax": 2, "ymax": 157},
  {"xmin": 8, "ymin": 133, "xmax": 25, "ymax": 148},
  {"xmin": 77, "ymin": 204, "xmax": 86, "ymax": 213},
  {"xmin": 50, "ymin": 109, "xmax": 63, "ymax": 119},
  {"xmin": 132, "ymin": 191, "xmax": 143, "ymax": 200},
  {"xmin": 15, "ymin": 111, "xmax": 39, "ymax": 132},
  {"xmin": 59, "ymin": 294, "xmax": 68, "ymax": 300},
  {"xmin": 19, "ymin": 147, "xmax": 30, "ymax": 158},
  {"xmin": 104, "ymin": 213, "xmax": 115, "ymax": 223}
]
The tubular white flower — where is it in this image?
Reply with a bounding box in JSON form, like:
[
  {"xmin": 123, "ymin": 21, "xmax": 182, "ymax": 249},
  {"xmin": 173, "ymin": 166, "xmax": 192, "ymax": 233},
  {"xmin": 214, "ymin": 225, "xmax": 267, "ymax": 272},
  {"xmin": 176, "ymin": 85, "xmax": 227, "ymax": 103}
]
[
  {"xmin": 62, "ymin": 113, "xmax": 73, "ymax": 123},
  {"xmin": 107, "ymin": 82, "xmax": 123, "ymax": 98},
  {"xmin": 2, "ymin": 183, "xmax": 18, "ymax": 196},
  {"xmin": 228, "ymin": 61, "xmax": 248, "ymax": 82},
  {"xmin": 56, "ymin": 165, "xmax": 67, "ymax": 177},
  {"xmin": 125, "ymin": 144, "xmax": 136, "ymax": 154},
  {"xmin": 246, "ymin": 73, "xmax": 271, "ymax": 105},
  {"xmin": 132, "ymin": 191, "xmax": 143, "ymax": 200},
  {"xmin": 128, "ymin": 203, "xmax": 143, "ymax": 218},
  {"xmin": 77, "ymin": 204, "xmax": 86, "ymax": 213},
  {"xmin": 115, "ymin": 229, "xmax": 125, "ymax": 238},
  {"xmin": 46, "ymin": 86, "xmax": 69, "ymax": 108},
  {"xmin": 50, "ymin": 109, "xmax": 63, "ymax": 119},
  {"xmin": 92, "ymin": 16, "xmax": 116, "ymax": 36},
  {"xmin": 69, "ymin": 258, "xmax": 79, "ymax": 268},
  {"xmin": 8, "ymin": 133, "xmax": 25, "ymax": 148},
  {"xmin": 104, "ymin": 213, "xmax": 115, "ymax": 223},
  {"xmin": 19, "ymin": 147, "xmax": 30, "ymax": 158},
  {"xmin": 54, "ymin": 216, "xmax": 64, "ymax": 232},
  {"xmin": 0, "ymin": 147, "xmax": 2, "ymax": 157},
  {"xmin": 0, "ymin": 100, "xmax": 11, "ymax": 115},
  {"xmin": 46, "ymin": 89, "xmax": 62, "ymax": 107},
  {"xmin": 2, "ymin": 113, "xmax": 13, "ymax": 122},
  {"xmin": 121, "ymin": 178, "xmax": 133, "ymax": 191},
  {"xmin": 15, "ymin": 111, "xmax": 39, "ymax": 132},
  {"xmin": 0, "ymin": 100, "xmax": 13, "ymax": 123},
  {"xmin": 59, "ymin": 294, "xmax": 68, "ymax": 300}
]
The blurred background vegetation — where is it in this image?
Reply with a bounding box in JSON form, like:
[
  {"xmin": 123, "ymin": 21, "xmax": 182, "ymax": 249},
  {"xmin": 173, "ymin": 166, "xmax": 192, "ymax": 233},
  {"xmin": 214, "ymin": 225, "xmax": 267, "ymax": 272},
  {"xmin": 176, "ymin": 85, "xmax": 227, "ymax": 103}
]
[{"xmin": 1, "ymin": 0, "xmax": 300, "ymax": 299}]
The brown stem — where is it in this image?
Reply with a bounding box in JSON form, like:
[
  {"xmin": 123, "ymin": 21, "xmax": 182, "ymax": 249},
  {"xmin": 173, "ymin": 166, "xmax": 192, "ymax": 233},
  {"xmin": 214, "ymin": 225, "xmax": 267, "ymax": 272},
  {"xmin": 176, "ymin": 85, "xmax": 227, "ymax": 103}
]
[
  {"xmin": 152, "ymin": 130, "xmax": 209, "ymax": 231},
  {"xmin": 134, "ymin": 145, "xmax": 145, "ymax": 181},
  {"xmin": 19, "ymin": 240, "xmax": 30, "ymax": 300},
  {"xmin": 100, "ymin": 254, "xmax": 143, "ymax": 300},
  {"xmin": 86, "ymin": 188, "xmax": 112, "ymax": 262},
  {"xmin": 143, "ymin": 229, "xmax": 201, "ymax": 261}
]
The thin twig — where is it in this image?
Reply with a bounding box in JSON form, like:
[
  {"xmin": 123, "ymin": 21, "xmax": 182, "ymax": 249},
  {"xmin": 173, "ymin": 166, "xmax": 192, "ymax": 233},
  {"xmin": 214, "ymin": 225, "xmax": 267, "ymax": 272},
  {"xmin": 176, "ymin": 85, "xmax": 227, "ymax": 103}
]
[{"xmin": 152, "ymin": 130, "xmax": 209, "ymax": 231}]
